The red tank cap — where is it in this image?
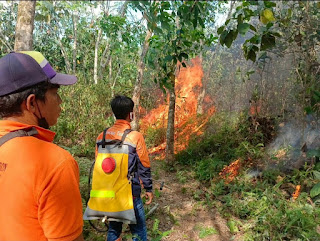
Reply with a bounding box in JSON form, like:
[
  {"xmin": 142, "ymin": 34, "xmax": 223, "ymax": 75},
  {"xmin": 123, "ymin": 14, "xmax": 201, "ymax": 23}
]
[{"xmin": 101, "ymin": 157, "xmax": 116, "ymax": 174}]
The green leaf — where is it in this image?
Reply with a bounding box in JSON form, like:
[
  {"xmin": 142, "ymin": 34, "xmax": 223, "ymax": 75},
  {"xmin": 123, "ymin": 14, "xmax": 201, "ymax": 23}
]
[
  {"xmin": 304, "ymin": 106, "xmax": 313, "ymax": 115},
  {"xmin": 247, "ymin": 70, "xmax": 255, "ymax": 75},
  {"xmin": 260, "ymin": 33, "xmax": 275, "ymax": 51},
  {"xmin": 161, "ymin": 21, "xmax": 171, "ymax": 31},
  {"xmin": 237, "ymin": 14, "xmax": 243, "ymax": 24},
  {"xmin": 227, "ymin": 220, "xmax": 239, "ymax": 233},
  {"xmin": 182, "ymin": 62, "xmax": 187, "ymax": 67},
  {"xmin": 217, "ymin": 26, "xmax": 225, "ymax": 35},
  {"xmin": 313, "ymin": 90, "xmax": 320, "ymax": 100},
  {"xmin": 192, "ymin": 18, "xmax": 198, "ymax": 29},
  {"xmin": 238, "ymin": 23, "xmax": 250, "ymax": 36},
  {"xmin": 155, "ymin": 189, "xmax": 160, "ymax": 198},
  {"xmin": 198, "ymin": 18, "xmax": 205, "ymax": 29},
  {"xmin": 249, "ymin": 25, "xmax": 257, "ymax": 32},
  {"xmin": 219, "ymin": 30, "xmax": 228, "ymax": 45},
  {"xmin": 164, "ymin": 55, "xmax": 173, "ymax": 62},
  {"xmin": 161, "ymin": 1, "xmax": 170, "ymax": 9},
  {"xmin": 272, "ymin": 32, "xmax": 282, "ymax": 38},
  {"xmin": 193, "ymin": 6, "xmax": 199, "ymax": 28},
  {"xmin": 307, "ymin": 149, "xmax": 320, "ymax": 158},
  {"xmin": 225, "ymin": 30, "xmax": 238, "ymax": 48},
  {"xmin": 313, "ymin": 171, "xmax": 320, "ymax": 180},
  {"xmin": 249, "ymin": 35, "xmax": 260, "ymax": 44},
  {"xmin": 310, "ymin": 183, "xmax": 320, "ymax": 198},
  {"xmin": 264, "ymin": 1, "xmax": 277, "ymax": 8},
  {"xmin": 246, "ymin": 49, "xmax": 257, "ymax": 62},
  {"xmin": 179, "ymin": 53, "xmax": 188, "ymax": 60}
]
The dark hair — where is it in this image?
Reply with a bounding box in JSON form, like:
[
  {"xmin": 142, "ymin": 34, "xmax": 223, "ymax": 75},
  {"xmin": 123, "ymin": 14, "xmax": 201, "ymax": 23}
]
[
  {"xmin": 110, "ymin": 95, "xmax": 134, "ymax": 120},
  {"xmin": 0, "ymin": 81, "xmax": 59, "ymax": 118}
]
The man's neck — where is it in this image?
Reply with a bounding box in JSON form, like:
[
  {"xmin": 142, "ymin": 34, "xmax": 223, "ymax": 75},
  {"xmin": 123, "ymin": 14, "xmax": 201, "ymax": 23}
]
[{"xmin": 4, "ymin": 112, "xmax": 38, "ymax": 126}]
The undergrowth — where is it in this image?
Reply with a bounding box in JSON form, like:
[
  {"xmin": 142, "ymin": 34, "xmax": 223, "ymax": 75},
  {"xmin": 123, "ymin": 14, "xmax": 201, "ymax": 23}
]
[{"xmin": 174, "ymin": 112, "xmax": 320, "ymax": 240}]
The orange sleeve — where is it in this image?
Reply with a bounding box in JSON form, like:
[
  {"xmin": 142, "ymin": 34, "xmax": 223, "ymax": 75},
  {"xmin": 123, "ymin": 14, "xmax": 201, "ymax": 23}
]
[
  {"xmin": 95, "ymin": 132, "xmax": 103, "ymax": 158},
  {"xmin": 38, "ymin": 155, "xmax": 83, "ymax": 241},
  {"xmin": 135, "ymin": 132, "xmax": 151, "ymax": 168}
]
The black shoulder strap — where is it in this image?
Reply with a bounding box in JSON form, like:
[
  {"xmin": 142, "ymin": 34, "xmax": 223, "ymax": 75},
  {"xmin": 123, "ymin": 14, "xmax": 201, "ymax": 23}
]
[
  {"xmin": 100, "ymin": 128, "xmax": 109, "ymax": 148},
  {"xmin": 98, "ymin": 128, "xmax": 132, "ymax": 148},
  {"xmin": 0, "ymin": 127, "xmax": 38, "ymax": 147},
  {"xmin": 120, "ymin": 129, "xmax": 132, "ymax": 146}
]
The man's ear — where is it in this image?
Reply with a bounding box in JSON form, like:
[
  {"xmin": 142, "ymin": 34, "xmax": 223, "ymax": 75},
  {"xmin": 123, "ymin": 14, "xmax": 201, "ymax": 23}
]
[
  {"xmin": 129, "ymin": 112, "xmax": 134, "ymax": 121},
  {"xmin": 25, "ymin": 94, "xmax": 37, "ymax": 113}
]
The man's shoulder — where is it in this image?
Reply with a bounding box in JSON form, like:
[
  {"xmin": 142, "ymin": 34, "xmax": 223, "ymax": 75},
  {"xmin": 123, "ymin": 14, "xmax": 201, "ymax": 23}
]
[
  {"xmin": 15, "ymin": 136, "xmax": 75, "ymax": 166},
  {"xmin": 126, "ymin": 130, "xmax": 146, "ymax": 146},
  {"xmin": 128, "ymin": 130, "xmax": 144, "ymax": 140}
]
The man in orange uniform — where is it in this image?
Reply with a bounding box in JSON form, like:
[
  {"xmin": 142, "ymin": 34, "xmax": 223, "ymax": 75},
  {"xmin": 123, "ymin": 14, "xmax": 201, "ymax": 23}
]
[
  {"xmin": 96, "ymin": 95, "xmax": 153, "ymax": 241},
  {"xmin": 0, "ymin": 51, "xmax": 84, "ymax": 241}
]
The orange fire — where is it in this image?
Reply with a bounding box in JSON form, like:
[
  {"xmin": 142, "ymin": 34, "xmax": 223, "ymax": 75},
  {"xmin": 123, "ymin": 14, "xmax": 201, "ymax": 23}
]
[
  {"xmin": 140, "ymin": 57, "xmax": 215, "ymax": 156},
  {"xmin": 292, "ymin": 185, "xmax": 301, "ymax": 200},
  {"xmin": 219, "ymin": 159, "xmax": 241, "ymax": 183}
]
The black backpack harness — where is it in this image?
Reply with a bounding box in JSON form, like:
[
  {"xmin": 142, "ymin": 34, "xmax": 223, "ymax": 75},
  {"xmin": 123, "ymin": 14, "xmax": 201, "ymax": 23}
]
[{"xmin": 0, "ymin": 127, "xmax": 38, "ymax": 147}]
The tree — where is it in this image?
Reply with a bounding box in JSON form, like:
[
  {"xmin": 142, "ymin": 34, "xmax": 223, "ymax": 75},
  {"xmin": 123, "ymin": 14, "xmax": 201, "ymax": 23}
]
[
  {"xmin": 133, "ymin": 1, "xmax": 218, "ymax": 163},
  {"xmin": 14, "ymin": 0, "xmax": 36, "ymax": 51},
  {"xmin": 0, "ymin": 2, "xmax": 17, "ymax": 55},
  {"xmin": 217, "ymin": 0, "xmax": 320, "ymax": 115},
  {"xmin": 132, "ymin": 28, "xmax": 152, "ymax": 130}
]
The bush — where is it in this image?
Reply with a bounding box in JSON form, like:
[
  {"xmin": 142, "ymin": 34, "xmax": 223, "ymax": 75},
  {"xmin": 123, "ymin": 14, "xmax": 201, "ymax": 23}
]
[
  {"xmin": 145, "ymin": 127, "xmax": 167, "ymax": 148},
  {"xmin": 175, "ymin": 113, "xmax": 265, "ymax": 181},
  {"xmin": 53, "ymin": 82, "xmax": 115, "ymax": 157}
]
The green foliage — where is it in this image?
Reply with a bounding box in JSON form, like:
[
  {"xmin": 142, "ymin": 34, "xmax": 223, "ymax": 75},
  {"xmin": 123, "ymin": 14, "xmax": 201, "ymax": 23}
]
[
  {"xmin": 310, "ymin": 183, "xmax": 320, "ymax": 198},
  {"xmin": 218, "ymin": 1, "xmax": 278, "ymax": 62},
  {"xmin": 145, "ymin": 127, "xmax": 166, "ymax": 149},
  {"xmin": 218, "ymin": 1, "xmax": 320, "ymax": 115},
  {"xmin": 176, "ymin": 113, "xmax": 265, "ymax": 181},
  {"xmin": 214, "ymin": 174, "xmax": 320, "ymax": 240},
  {"xmin": 176, "ymin": 170, "xmax": 188, "ymax": 184},
  {"xmin": 52, "ymin": 81, "xmax": 115, "ymax": 157},
  {"xmin": 132, "ymin": 1, "xmax": 219, "ymax": 87},
  {"xmin": 149, "ymin": 218, "xmax": 172, "ymax": 241},
  {"xmin": 227, "ymin": 220, "xmax": 239, "ymax": 234},
  {"xmin": 195, "ymin": 225, "xmax": 218, "ymax": 238},
  {"xmin": 175, "ymin": 112, "xmax": 320, "ymax": 239}
]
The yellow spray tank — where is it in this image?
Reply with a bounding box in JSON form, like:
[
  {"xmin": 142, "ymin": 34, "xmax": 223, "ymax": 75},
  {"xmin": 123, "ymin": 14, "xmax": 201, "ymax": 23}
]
[{"xmin": 84, "ymin": 129, "xmax": 136, "ymax": 224}]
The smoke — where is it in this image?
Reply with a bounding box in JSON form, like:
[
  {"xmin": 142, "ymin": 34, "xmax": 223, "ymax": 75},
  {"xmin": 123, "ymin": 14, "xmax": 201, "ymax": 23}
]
[{"xmin": 266, "ymin": 114, "xmax": 320, "ymax": 171}]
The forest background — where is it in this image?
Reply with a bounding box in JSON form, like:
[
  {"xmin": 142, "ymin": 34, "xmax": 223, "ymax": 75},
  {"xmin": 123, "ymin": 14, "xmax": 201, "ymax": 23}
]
[{"xmin": 1, "ymin": 1, "xmax": 320, "ymax": 240}]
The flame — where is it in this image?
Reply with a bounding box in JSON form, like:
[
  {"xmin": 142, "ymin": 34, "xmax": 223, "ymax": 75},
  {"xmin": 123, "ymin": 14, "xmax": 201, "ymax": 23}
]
[
  {"xmin": 249, "ymin": 100, "xmax": 262, "ymax": 116},
  {"xmin": 140, "ymin": 57, "xmax": 215, "ymax": 156},
  {"xmin": 219, "ymin": 159, "xmax": 241, "ymax": 183},
  {"xmin": 292, "ymin": 185, "xmax": 301, "ymax": 200}
]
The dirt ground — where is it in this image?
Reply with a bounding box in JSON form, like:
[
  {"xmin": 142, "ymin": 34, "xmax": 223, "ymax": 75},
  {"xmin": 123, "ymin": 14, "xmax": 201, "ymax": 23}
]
[{"xmin": 144, "ymin": 159, "xmax": 244, "ymax": 241}]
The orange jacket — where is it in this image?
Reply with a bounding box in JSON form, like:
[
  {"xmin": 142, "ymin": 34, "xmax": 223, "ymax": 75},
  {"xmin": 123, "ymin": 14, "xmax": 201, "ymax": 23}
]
[{"xmin": 0, "ymin": 120, "xmax": 83, "ymax": 241}]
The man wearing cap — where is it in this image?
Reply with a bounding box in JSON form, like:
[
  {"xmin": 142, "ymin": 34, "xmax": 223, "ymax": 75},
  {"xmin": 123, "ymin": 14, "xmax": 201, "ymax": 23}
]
[{"xmin": 0, "ymin": 51, "xmax": 84, "ymax": 241}]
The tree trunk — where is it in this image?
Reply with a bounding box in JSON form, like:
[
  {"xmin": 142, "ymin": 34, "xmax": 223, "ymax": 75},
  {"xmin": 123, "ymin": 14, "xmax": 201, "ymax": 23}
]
[
  {"xmin": 94, "ymin": 28, "xmax": 102, "ymax": 84},
  {"xmin": 109, "ymin": 55, "xmax": 112, "ymax": 81},
  {"xmin": 14, "ymin": 1, "xmax": 36, "ymax": 51},
  {"xmin": 0, "ymin": 30, "xmax": 13, "ymax": 52},
  {"xmin": 72, "ymin": 13, "xmax": 78, "ymax": 74},
  {"xmin": 58, "ymin": 40, "xmax": 72, "ymax": 74},
  {"xmin": 132, "ymin": 29, "xmax": 152, "ymax": 131},
  {"xmin": 99, "ymin": 1, "xmax": 128, "ymax": 79},
  {"xmin": 197, "ymin": 87, "xmax": 206, "ymax": 115},
  {"xmin": 165, "ymin": 72, "xmax": 176, "ymax": 163},
  {"xmin": 196, "ymin": 46, "xmax": 206, "ymax": 114}
]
